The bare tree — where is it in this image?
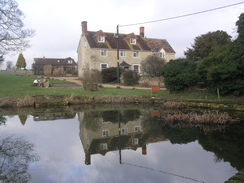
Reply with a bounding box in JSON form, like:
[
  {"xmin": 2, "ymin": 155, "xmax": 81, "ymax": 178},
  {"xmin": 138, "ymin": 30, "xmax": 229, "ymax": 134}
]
[
  {"xmin": 0, "ymin": 0, "xmax": 35, "ymax": 56},
  {"xmin": 141, "ymin": 54, "xmax": 166, "ymax": 77},
  {"xmin": 6, "ymin": 60, "xmax": 13, "ymax": 69},
  {"xmin": 0, "ymin": 136, "xmax": 39, "ymax": 182}
]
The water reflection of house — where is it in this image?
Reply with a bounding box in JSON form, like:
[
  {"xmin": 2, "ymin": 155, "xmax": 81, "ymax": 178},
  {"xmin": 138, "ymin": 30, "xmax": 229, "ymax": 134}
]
[
  {"xmin": 78, "ymin": 111, "xmax": 166, "ymax": 165},
  {"xmin": 33, "ymin": 113, "xmax": 76, "ymax": 121}
]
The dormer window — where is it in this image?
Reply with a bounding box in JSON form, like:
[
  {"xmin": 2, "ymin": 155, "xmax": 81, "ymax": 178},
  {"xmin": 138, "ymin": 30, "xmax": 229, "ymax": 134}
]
[
  {"xmin": 159, "ymin": 49, "xmax": 165, "ymax": 58},
  {"xmin": 130, "ymin": 38, "xmax": 136, "ymax": 44},
  {"xmin": 98, "ymin": 36, "xmax": 105, "ymax": 43}
]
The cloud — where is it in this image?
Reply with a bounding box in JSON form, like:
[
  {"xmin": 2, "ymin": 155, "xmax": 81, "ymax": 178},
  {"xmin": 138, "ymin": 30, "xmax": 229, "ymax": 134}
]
[{"xmin": 1, "ymin": 0, "xmax": 243, "ymax": 69}]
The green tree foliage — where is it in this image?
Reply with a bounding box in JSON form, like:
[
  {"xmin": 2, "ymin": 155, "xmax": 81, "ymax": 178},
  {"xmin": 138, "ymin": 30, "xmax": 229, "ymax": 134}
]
[
  {"xmin": 16, "ymin": 53, "xmax": 26, "ymax": 69},
  {"xmin": 123, "ymin": 70, "xmax": 140, "ymax": 86},
  {"xmin": 196, "ymin": 13, "xmax": 244, "ymax": 96},
  {"xmin": 161, "ymin": 59, "xmax": 198, "ymax": 92},
  {"xmin": 184, "ymin": 30, "xmax": 231, "ymax": 61},
  {"xmin": 140, "ymin": 54, "xmax": 166, "ymax": 77}
]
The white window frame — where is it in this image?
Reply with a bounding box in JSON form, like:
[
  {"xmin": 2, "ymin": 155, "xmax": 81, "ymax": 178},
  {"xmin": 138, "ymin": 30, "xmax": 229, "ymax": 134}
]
[
  {"xmin": 68, "ymin": 60, "xmax": 73, "ymax": 64},
  {"xmin": 159, "ymin": 50, "xmax": 165, "ymax": 58},
  {"xmin": 98, "ymin": 36, "xmax": 105, "ymax": 43},
  {"xmin": 134, "ymin": 126, "xmax": 141, "ymax": 133},
  {"xmin": 101, "ymin": 49, "xmax": 107, "ymax": 56},
  {"xmin": 133, "ymin": 64, "xmax": 140, "ymax": 73},
  {"xmin": 133, "ymin": 51, "xmax": 139, "ymax": 58},
  {"xmin": 132, "ymin": 138, "xmax": 139, "ymax": 145},
  {"xmin": 100, "ymin": 143, "xmax": 108, "ymax": 150},
  {"xmin": 100, "ymin": 63, "xmax": 108, "ymax": 70},
  {"xmin": 121, "ymin": 128, "xmax": 128, "ymax": 135},
  {"xmin": 120, "ymin": 50, "xmax": 126, "ymax": 57},
  {"xmin": 102, "ymin": 130, "xmax": 109, "ymax": 137},
  {"xmin": 130, "ymin": 38, "xmax": 136, "ymax": 44}
]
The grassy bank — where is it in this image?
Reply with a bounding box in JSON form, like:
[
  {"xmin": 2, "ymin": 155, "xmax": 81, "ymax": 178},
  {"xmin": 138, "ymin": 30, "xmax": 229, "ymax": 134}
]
[{"xmin": 0, "ymin": 72, "xmax": 243, "ymax": 105}]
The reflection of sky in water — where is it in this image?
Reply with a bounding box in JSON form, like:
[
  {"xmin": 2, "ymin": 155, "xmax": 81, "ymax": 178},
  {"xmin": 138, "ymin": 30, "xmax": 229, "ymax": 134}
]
[{"xmin": 1, "ymin": 115, "xmax": 237, "ymax": 183}]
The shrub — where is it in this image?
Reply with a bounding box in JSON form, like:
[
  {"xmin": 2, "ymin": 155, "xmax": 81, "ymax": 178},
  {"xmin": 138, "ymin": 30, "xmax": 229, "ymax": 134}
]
[
  {"xmin": 101, "ymin": 67, "xmax": 118, "ymax": 83},
  {"xmin": 123, "ymin": 70, "xmax": 140, "ymax": 86},
  {"xmin": 161, "ymin": 59, "xmax": 198, "ymax": 92}
]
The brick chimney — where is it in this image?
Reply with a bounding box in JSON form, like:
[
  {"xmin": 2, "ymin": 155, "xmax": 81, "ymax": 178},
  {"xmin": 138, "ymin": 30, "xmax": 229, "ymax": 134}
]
[
  {"xmin": 82, "ymin": 21, "xmax": 87, "ymax": 36},
  {"xmin": 140, "ymin": 26, "xmax": 145, "ymax": 37}
]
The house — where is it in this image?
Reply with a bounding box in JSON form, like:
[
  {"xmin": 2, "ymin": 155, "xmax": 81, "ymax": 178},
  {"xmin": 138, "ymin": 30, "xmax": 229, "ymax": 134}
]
[
  {"xmin": 77, "ymin": 21, "xmax": 175, "ymax": 78},
  {"xmin": 32, "ymin": 57, "xmax": 77, "ymax": 76}
]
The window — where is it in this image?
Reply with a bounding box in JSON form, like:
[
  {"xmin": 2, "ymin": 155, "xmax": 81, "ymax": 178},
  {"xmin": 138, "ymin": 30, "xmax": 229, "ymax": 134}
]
[
  {"xmin": 130, "ymin": 38, "xmax": 136, "ymax": 44},
  {"xmin": 159, "ymin": 50, "xmax": 165, "ymax": 58},
  {"xmin": 101, "ymin": 49, "xmax": 107, "ymax": 56},
  {"xmin": 100, "ymin": 63, "xmax": 108, "ymax": 69},
  {"xmin": 121, "ymin": 128, "xmax": 128, "ymax": 135},
  {"xmin": 102, "ymin": 130, "xmax": 109, "ymax": 137},
  {"xmin": 100, "ymin": 143, "xmax": 108, "ymax": 150},
  {"xmin": 120, "ymin": 50, "xmax": 126, "ymax": 57},
  {"xmin": 84, "ymin": 41, "xmax": 87, "ymax": 47},
  {"xmin": 68, "ymin": 60, "xmax": 73, "ymax": 64},
  {"xmin": 98, "ymin": 36, "xmax": 105, "ymax": 43},
  {"xmin": 134, "ymin": 126, "xmax": 141, "ymax": 133},
  {"xmin": 133, "ymin": 51, "xmax": 139, "ymax": 57},
  {"xmin": 132, "ymin": 138, "xmax": 139, "ymax": 145},
  {"xmin": 133, "ymin": 64, "xmax": 140, "ymax": 72}
]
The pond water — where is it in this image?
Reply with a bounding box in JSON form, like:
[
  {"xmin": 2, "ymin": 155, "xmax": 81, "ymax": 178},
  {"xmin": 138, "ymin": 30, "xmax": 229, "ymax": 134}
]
[{"xmin": 0, "ymin": 106, "xmax": 243, "ymax": 183}]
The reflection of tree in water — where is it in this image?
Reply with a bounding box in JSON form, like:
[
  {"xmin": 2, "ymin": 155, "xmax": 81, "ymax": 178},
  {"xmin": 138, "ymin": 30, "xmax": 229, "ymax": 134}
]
[
  {"xmin": 18, "ymin": 114, "xmax": 28, "ymax": 125},
  {"xmin": 160, "ymin": 121, "xmax": 244, "ymax": 171},
  {"xmin": 102, "ymin": 109, "xmax": 141, "ymax": 123},
  {"xmin": 0, "ymin": 116, "xmax": 7, "ymax": 126},
  {"xmin": 0, "ymin": 136, "xmax": 39, "ymax": 182},
  {"xmin": 83, "ymin": 111, "xmax": 102, "ymax": 131},
  {"xmin": 141, "ymin": 111, "xmax": 163, "ymax": 137}
]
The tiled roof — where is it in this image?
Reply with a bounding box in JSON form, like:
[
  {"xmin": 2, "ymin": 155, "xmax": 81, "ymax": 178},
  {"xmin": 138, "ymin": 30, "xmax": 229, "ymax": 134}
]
[
  {"xmin": 33, "ymin": 57, "xmax": 77, "ymax": 66},
  {"xmin": 84, "ymin": 31, "xmax": 175, "ymax": 53},
  {"xmin": 145, "ymin": 38, "xmax": 175, "ymax": 53}
]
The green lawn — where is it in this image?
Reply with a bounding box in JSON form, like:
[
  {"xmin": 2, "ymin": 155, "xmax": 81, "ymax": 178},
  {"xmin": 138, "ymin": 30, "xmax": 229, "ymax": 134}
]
[
  {"xmin": 0, "ymin": 72, "xmax": 243, "ymax": 102},
  {"xmin": 0, "ymin": 72, "xmax": 152, "ymax": 98}
]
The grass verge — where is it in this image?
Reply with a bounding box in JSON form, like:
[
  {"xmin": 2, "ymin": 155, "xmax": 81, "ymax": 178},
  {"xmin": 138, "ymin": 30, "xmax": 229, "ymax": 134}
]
[{"xmin": 0, "ymin": 72, "xmax": 243, "ymax": 104}]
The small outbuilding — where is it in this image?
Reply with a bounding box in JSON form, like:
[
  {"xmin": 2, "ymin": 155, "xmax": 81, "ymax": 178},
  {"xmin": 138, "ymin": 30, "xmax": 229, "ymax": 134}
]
[{"xmin": 32, "ymin": 57, "xmax": 77, "ymax": 76}]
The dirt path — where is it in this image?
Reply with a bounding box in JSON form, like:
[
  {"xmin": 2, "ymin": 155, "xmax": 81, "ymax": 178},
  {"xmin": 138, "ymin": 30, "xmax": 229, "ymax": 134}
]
[{"xmin": 50, "ymin": 76, "xmax": 156, "ymax": 90}]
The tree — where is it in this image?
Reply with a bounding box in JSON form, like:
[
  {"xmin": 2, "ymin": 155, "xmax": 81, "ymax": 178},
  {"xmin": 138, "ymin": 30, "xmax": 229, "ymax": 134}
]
[
  {"xmin": 0, "ymin": 55, "xmax": 4, "ymax": 69},
  {"xmin": 161, "ymin": 59, "xmax": 198, "ymax": 92},
  {"xmin": 0, "ymin": 136, "xmax": 39, "ymax": 182},
  {"xmin": 0, "ymin": 0, "xmax": 35, "ymax": 56},
  {"xmin": 16, "ymin": 53, "xmax": 26, "ymax": 69},
  {"xmin": 6, "ymin": 61, "xmax": 13, "ymax": 70},
  {"xmin": 184, "ymin": 30, "xmax": 231, "ymax": 61},
  {"xmin": 195, "ymin": 13, "xmax": 244, "ymax": 96},
  {"xmin": 141, "ymin": 54, "xmax": 166, "ymax": 77}
]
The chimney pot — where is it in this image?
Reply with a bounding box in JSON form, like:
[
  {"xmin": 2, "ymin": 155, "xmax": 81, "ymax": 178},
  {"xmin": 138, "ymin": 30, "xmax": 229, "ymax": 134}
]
[
  {"xmin": 82, "ymin": 21, "xmax": 88, "ymax": 36},
  {"xmin": 140, "ymin": 26, "xmax": 145, "ymax": 37}
]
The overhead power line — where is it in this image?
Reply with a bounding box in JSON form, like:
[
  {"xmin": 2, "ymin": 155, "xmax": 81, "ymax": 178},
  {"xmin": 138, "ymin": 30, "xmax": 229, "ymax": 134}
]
[{"xmin": 119, "ymin": 2, "xmax": 244, "ymax": 27}]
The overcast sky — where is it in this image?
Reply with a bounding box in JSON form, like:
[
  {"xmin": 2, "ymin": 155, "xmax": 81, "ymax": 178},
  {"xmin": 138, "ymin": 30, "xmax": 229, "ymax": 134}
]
[{"xmin": 3, "ymin": 0, "xmax": 244, "ymax": 69}]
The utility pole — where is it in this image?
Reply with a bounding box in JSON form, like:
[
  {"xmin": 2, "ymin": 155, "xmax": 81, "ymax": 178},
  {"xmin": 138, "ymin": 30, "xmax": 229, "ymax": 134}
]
[{"xmin": 116, "ymin": 25, "xmax": 120, "ymax": 83}]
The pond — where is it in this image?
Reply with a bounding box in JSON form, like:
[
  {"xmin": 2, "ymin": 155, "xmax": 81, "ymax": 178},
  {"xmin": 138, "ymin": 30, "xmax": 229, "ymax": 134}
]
[{"xmin": 0, "ymin": 105, "xmax": 243, "ymax": 183}]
